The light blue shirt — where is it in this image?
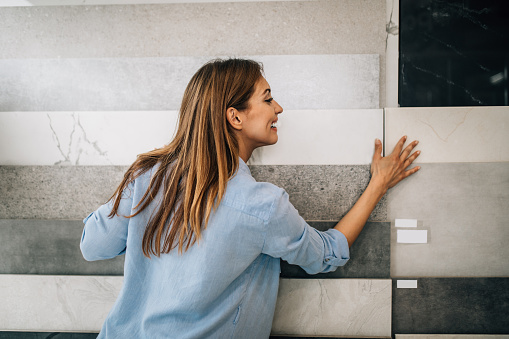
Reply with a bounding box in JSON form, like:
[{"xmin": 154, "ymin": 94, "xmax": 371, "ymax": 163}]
[{"xmin": 81, "ymin": 158, "xmax": 349, "ymax": 339}]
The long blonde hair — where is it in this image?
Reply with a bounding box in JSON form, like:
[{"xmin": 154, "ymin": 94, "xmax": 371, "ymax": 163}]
[{"xmin": 108, "ymin": 59, "xmax": 263, "ymax": 256}]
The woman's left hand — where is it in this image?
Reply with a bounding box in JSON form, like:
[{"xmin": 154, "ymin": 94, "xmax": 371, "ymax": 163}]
[{"xmin": 370, "ymin": 136, "xmax": 421, "ymax": 191}]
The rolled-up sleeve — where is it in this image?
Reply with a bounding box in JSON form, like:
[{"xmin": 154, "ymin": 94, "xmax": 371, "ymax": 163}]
[
  {"xmin": 261, "ymin": 188, "xmax": 350, "ymax": 274},
  {"xmin": 80, "ymin": 184, "xmax": 134, "ymax": 261}
]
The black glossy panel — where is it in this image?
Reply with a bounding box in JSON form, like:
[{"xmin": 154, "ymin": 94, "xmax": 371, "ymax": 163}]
[
  {"xmin": 280, "ymin": 222, "xmax": 390, "ymax": 279},
  {"xmin": 392, "ymin": 278, "xmax": 509, "ymax": 334},
  {"xmin": 400, "ymin": 0, "xmax": 509, "ymax": 106}
]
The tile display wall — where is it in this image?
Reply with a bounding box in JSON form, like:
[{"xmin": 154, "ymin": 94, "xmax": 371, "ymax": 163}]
[
  {"xmin": 3, "ymin": 0, "xmax": 507, "ymax": 337},
  {"xmin": 0, "ymin": 0, "xmax": 391, "ymax": 337}
]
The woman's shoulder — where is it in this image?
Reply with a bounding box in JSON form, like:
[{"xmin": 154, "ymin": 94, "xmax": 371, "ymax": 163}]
[{"xmin": 222, "ymin": 169, "xmax": 285, "ymax": 222}]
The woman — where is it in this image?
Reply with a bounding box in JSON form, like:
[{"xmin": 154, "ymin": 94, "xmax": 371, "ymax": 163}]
[{"xmin": 81, "ymin": 58, "xmax": 420, "ymax": 338}]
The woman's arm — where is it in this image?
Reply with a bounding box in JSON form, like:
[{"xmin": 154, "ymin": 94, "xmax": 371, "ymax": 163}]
[{"xmin": 334, "ymin": 136, "xmax": 420, "ymax": 247}]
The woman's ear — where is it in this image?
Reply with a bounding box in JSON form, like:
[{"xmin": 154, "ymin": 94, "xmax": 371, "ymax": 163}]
[{"xmin": 226, "ymin": 107, "xmax": 243, "ymax": 131}]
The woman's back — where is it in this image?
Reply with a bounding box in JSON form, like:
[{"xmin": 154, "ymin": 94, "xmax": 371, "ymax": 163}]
[{"xmin": 81, "ymin": 159, "xmax": 348, "ymax": 338}]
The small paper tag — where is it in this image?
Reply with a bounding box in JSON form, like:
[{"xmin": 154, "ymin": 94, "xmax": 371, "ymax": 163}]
[
  {"xmin": 395, "ymin": 219, "xmax": 417, "ymax": 228},
  {"xmin": 397, "ymin": 230, "xmax": 428, "ymax": 243},
  {"xmin": 397, "ymin": 280, "xmax": 418, "ymax": 288}
]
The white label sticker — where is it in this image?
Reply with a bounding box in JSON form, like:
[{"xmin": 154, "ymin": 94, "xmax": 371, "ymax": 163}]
[
  {"xmin": 395, "ymin": 219, "xmax": 418, "ymax": 228},
  {"xmin": 397, "ymin": 230, "xmax": 428, "ymax": 243},
  {"xmin": 397, "ymin": 280, "xmax": 418, "ymax": 288}
]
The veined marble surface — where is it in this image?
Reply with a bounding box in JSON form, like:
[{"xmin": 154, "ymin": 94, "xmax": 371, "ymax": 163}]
[
  {"xmin": 271, "ymin": 279, "xmax": 392, "ymax": 337},
  {"xmin": 0, "ymin": 109, "xmax": 382, "ymax": 166},
  {"xmin": 0, "ymin": 111, "xmax": 177, "ymax": 166},
  {"xmin": 0, "ymin": 275, "xmax": 122, "ymax": 331},
  {"xmin": 385, "ymin": 106, "xmax": 509, "ymax": 163},
  {"xmin": 0, "ymin": 55, "xmax": 379, "ymax": 112}
]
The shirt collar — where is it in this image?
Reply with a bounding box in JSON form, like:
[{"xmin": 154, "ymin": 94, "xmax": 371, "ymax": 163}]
[{"xmin": 238, "ymin": 157, "xmax": 251, "ymax": 175}]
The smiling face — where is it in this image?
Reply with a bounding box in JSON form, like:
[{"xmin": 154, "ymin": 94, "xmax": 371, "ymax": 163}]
[{"xmin": 230, "ymin": 76, "xmax": 283, "ymax": 162}]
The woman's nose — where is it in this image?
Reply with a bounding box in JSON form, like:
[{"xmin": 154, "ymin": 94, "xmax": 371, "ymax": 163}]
[{"xmin": 274, "ymin": 100, "xmax": 283, "ymax": 114}]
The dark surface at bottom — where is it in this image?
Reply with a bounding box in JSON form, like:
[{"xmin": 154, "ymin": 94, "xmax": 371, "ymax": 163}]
[{"xmin": 392, "ymin": 278, "xmax": 509, "ymax": 335}]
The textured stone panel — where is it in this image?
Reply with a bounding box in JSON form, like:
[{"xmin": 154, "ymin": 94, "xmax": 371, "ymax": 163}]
[
  {"xmin": 272, "ymin": 279, "xmax": 392, "ymax": 337},
  {"xmin": 0, "ymin": 2, "xmax": 386, "ymax": 59},
  {"xmin": 0, "ymin": 55, "xmax": 379, "ymax": 111},
  {"xmin": 0, "ymin": 165, "xmax": 387, "ymax": 221},
  {"xmin": 0, "ymin": 275, "xmax": 122, "ymax": 331},
  {"xmin": 388, "ymin": 162, "xmax": 509, "ymax": 277},
  {"xmin": 0, "ymin": 166, "xmax": 127, "ymax": 219},
  {"xmin": 250, "ymin": 165, "xmax": 387, "ymax": 222},
  {"xmin": 280, "ymin": 221, "xmax": 390, "ymax": 279},
  {"xmin": 0, "ymin": 219, "xmax": 124, "ymax": 275},
  {"xmin": 392, "ymin": 278, "xmax": 509, "ymax": 334},
  {"xmin": 385, "ymin": 106, "xmax": 509, "ymax": 163}
]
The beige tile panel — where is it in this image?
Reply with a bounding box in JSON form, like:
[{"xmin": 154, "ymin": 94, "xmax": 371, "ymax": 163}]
[
  {"xmin": 0, "ymin": 275, "xmax": 391, "ymax": 336},
  {"xmin": 0, "ymin": 275, "xmax": 121, "ymax": 332},
  {"xmin": 272, "ymin": 278, "xmax": 392, "ymax": 337},
  {"xmin": 385, "ymin": 106, "xmax": 509, "ymax": 163}
]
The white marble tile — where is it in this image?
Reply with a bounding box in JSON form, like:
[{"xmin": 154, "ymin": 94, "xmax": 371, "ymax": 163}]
[
  {"xmin": 0, "ymin": 111, "xmax": 178, "ymax": 165},
  {"xmin": 385, "ymin": 106, "xmax": 509, "ymax": 163},
  {"xmin": 272, "ymin": 279, "xmax": 392, "ymax": 337},
  {"xmin": 0, "ymin": 109, "xmax": 382, "ymax": 165},
  {"xmin": 0, "ymin": 275, "xmax": 122, "ymax": 331},
  {"xmin": 0, "ymin": 55, "xmax": 379, "ymax": 112},
  {"xmin": 249, "ymin": 109, "xmax": 383, "ymax": 165}
]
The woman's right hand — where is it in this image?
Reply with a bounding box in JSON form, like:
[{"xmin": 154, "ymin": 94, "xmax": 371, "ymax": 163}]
[{"xmin": 370, "ymin": 136, "xmax": 421, "ymax": 192}]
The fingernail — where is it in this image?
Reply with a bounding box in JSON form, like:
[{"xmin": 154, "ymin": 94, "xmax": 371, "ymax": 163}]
[
  {"xmin": 415, "ymin": 140, "xmax": 419, "ymax": 145},
  {"xmin": 375, "ymin": 138, "xmax": 381, "ymax": 144},
  {"xmin": 416, "ymin": 151, "xmax": 421, "ymax": 154}
]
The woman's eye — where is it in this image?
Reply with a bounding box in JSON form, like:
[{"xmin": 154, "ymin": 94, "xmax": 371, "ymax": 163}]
[{"xmin": 265, "ymin": 98, "xmax": 274, "ymax": 103}]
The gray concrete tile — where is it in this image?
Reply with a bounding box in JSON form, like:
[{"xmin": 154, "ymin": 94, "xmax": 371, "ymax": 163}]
[
  {"xmin": 280, "ymin": 221, "xmax": 390, "ymax": 279},
  {"xmin": 0, "ymin": 219, "xmax": 123, "ymax": 275},
  {"xmin": 388, "ymin": 162, "xmax": 509, "ymax": 277}
]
